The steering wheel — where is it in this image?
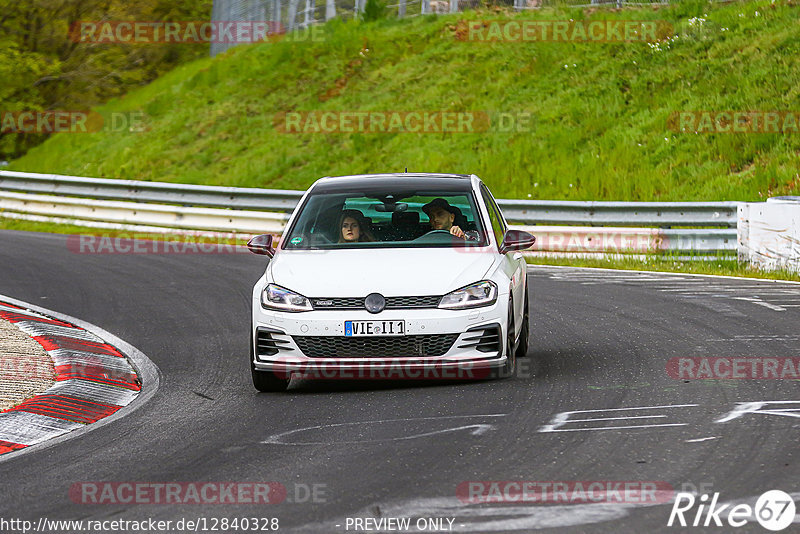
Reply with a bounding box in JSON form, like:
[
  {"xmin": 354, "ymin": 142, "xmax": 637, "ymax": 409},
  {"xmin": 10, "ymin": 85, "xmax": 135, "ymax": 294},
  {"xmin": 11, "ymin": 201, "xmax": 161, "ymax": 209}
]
[
  {"xmin": 413, "ymin": 229, "xmax": 455, "ymax": 243},
  {"xmin": 421, "ymin": 230, "xmax": 452, "ymax": 236}
]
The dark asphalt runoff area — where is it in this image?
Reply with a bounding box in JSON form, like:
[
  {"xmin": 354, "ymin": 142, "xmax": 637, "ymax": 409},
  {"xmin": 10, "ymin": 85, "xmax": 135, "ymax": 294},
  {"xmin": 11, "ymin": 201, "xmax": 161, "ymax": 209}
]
[{"xmin": 0, "ymin": 230, "xmax": 797, "ymax": 533}]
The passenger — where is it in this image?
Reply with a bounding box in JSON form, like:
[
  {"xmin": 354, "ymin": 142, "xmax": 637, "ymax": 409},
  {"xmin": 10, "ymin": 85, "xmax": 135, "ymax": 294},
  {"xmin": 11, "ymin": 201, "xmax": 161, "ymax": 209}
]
[
  {"xmin": 421, "ymin": 198, "xmax": 467, "ymax": 239},
  {"xmin": 337, "ymin": 209, "xmax": 375, "ymax": 243}
]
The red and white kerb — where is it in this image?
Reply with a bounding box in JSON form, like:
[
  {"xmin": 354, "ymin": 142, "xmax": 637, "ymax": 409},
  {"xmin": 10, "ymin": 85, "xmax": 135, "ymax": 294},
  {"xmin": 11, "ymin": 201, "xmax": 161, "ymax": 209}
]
[{"xmin": 0, "ymin": 301, "xmax": 140, "ymax": 455}]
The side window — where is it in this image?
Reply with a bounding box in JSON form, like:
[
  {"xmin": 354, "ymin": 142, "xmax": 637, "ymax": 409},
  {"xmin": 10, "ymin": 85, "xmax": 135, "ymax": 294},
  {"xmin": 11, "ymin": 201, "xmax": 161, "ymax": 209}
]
[
  {"xmin": 480, "ymin": 185, "xmax": 504, "ymax": 246},
  {"xmin": 486, "ymin": 187, "xmax": 508, "ymax": 234}
]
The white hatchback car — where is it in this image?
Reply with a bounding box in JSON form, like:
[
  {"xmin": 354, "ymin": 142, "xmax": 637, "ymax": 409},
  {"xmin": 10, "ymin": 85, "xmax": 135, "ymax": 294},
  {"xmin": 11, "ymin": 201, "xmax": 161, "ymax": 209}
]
[{"xmin": 248, "ymin": 173, "xmax": 535, "ymax": 391}]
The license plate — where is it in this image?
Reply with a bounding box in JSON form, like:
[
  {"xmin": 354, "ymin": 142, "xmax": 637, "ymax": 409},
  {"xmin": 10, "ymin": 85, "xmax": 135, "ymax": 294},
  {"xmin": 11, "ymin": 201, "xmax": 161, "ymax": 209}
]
[{"xmin": 344, "ymin": 320, "xmax": 405, "ymax": 336}]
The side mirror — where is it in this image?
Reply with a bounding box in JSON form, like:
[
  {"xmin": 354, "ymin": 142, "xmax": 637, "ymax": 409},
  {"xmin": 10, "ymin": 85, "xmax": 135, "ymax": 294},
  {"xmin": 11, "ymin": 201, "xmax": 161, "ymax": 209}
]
[
  {"xmin": 499, "ymin": 230, "xmax": 536, "ymax": 254},
  {"xmin": 247, "ymin": 234, "xmax": 275, "ymax": 257}
]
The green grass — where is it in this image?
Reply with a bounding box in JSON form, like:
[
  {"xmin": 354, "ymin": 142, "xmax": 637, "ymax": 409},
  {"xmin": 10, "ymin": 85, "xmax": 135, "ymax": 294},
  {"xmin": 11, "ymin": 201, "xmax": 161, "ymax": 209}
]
[
  {"xmin": 7, "ymin": 0, "xmax": 800, "ymax": 201},
  {"xmin": 0, "ymin": 218, "xmax": 111, "ymax": 236}
]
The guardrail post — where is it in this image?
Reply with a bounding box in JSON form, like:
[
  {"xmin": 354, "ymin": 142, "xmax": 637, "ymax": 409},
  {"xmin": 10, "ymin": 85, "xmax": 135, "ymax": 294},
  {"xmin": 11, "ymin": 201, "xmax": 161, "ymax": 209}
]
[{"xmin": 398, "ymin": 0, "xmax": 406, "ymax": 17}]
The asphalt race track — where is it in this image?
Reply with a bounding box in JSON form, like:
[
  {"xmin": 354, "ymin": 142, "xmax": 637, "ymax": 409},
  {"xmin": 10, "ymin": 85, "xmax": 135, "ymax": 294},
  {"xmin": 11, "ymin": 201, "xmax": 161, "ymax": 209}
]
[{"xmin": 0, "ymin": 230, "xmax": 798, "ymax": 533}]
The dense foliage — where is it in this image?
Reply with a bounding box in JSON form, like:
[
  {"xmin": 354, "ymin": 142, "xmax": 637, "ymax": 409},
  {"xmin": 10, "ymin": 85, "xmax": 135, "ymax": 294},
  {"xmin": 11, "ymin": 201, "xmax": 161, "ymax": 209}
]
[{"xmin": 0, "ymin": 0, "xmax": 212, "ymax": 160}]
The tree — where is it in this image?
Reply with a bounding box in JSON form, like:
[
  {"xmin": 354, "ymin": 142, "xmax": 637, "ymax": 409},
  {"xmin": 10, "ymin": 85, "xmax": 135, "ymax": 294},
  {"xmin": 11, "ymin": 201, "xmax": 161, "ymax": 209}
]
[{"xmin": 0, "ymin": 0, "xmax": 213, "ymax": 160}]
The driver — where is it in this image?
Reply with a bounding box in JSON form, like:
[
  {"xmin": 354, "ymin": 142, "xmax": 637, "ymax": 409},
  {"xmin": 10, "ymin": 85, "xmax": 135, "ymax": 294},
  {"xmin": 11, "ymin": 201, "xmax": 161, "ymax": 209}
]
[{"xmin": 422, "ymin": 198, "xmax": 468, "ymax": 239}]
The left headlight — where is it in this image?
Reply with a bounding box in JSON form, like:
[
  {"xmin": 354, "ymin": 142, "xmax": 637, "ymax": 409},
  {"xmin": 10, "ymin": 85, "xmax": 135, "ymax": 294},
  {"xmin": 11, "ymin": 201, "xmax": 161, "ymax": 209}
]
[
  {"xmin": 438, "ymin": 280, "xmax": 497, "ymax": 310},
  {"xmin": 261, "ymin": 284, "xmax": 313, "ymax": 312}
]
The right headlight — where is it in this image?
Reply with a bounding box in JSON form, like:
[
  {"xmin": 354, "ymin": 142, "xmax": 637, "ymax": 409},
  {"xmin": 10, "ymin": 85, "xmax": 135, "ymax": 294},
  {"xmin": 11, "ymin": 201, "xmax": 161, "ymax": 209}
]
[
  {"xmin": 438, "ymin": 280, "xmax": 497, "ymax": 310},
  {"xmin": 261, "ymin": 284, "xmax": 313, "ymax": 312}
]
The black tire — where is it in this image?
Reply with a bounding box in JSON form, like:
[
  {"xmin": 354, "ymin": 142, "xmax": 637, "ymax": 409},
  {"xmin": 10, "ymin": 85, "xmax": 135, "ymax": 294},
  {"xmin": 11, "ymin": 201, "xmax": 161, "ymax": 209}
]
[
  {"xmin": 515, "ymin": 291, "xmax": 530, "ymax": 359},
  {"xmin": 250, "ymin": 331, "xmax": 290, "ymax": 392},
  {"xmin": 494, "ymin": 298, "xmax": 516, "ymax": 379}
]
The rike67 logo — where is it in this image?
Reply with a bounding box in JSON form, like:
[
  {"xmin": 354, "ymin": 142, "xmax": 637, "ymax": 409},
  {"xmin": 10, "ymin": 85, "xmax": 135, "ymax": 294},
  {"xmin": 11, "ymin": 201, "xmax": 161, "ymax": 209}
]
[{"xmin": 668, "ymin": 490, "xmax": 796, "ymax": 531}]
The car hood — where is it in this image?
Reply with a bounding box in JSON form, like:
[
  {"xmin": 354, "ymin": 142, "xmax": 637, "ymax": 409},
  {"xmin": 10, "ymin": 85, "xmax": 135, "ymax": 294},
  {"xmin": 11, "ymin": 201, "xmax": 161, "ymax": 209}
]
[{"xmin": 269, "ymin": 247, "xmax": 496, "ymax": 297}]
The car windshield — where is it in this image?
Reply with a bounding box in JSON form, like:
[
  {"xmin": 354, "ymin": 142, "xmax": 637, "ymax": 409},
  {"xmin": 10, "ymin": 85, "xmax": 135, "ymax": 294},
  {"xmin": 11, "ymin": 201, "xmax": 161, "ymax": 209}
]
[{"xmin": 282, "ymin": 188, "xmax": 487, "ymax": 249}]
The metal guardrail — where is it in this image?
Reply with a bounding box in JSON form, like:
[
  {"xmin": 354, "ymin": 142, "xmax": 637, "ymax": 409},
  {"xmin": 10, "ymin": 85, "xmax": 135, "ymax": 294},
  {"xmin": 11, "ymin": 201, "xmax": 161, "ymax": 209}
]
[
  {"xmin": 0, "ymin": 170, "xmax": 737, "ymax": 225},
  {"xmin": 0, "ymin": 191, "xmax": 288, "ymax": 234},
  {"xmin": 499, "ymin": 199, "xmax": 738, "ymax": 228},
  {"xmin": 0, "ymin": 171, "xmax": 301, "ymax": 212},
  {"xmin": 0, "ymin": 170, "xmax": 738, "ymax": 253}
]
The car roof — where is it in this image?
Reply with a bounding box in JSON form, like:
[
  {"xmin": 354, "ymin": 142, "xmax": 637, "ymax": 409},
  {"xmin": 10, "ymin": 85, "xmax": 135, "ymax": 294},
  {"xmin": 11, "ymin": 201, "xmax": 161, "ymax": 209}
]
[{"xmin": 311, "ymin": 173, "xmax": 477, "ymax": 193}]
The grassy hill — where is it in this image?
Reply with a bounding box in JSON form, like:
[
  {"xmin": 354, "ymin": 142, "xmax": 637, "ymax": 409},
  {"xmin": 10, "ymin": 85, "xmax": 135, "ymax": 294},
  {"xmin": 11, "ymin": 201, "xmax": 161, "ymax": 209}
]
[{"xmin": 8, "ymin": 0, "xmax": 800, "ymax": 201}]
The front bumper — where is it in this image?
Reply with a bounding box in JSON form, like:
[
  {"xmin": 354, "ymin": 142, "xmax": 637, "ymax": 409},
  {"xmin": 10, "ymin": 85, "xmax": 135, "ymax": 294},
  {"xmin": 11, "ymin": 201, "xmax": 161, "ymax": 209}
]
[{"xmin": 251, "ymin": 299, "xmax": 507, "ymax": 378}]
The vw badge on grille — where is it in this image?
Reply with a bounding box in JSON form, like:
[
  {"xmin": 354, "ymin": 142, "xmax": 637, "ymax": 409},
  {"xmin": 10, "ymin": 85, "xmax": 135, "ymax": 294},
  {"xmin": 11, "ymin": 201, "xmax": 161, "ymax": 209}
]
[{"xmin": 364, "ymin": 293, "xmax": 386, "ymax": 314}]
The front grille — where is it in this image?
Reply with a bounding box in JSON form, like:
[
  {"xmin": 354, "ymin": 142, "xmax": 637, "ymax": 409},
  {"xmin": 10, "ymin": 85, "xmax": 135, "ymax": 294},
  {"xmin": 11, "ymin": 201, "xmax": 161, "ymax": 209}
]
[
  {"xmin": 293, "ymin": 334, "xmax": 459, "ymax": 358},
  {"xmin": 256, "ymin": 329, "xmax": 293, "ymax": 358},
  {"xmin": 310, "ymin": 297, "xmax": 362, "ymax": 309},
  {"xmin": 458, "ymin": 324, "xmax": 502, "ymax": 353},
  {"xmin": 310, "ymin": 295, "xmax": 441, "ymax": 310},
  {"xmin": 387, "ymin": 296, "xmax": 441, "ymax": 308}
]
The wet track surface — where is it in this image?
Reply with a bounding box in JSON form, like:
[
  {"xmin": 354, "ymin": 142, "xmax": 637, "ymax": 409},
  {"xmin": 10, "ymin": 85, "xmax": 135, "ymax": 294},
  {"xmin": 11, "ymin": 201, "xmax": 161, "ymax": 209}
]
[{"xmin": 0, "ymin": 230, "xmax": 798, "ymax": 533}]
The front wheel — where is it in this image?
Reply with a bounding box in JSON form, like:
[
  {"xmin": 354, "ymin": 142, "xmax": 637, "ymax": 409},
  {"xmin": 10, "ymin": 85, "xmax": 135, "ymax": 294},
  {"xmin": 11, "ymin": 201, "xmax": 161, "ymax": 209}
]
[
  {"xmin": 515, "ymin": 291, "xmax": 530, "ymax": 359},
  {"xmin": 252, "ymin": 368, "xmax": 290, "ymax": 392},
  {"xmin": 494, "ymin": 298, "xmax": 516, "ymax": 379},
  {"xmin": 250, "ymin": 332, "xmax": 290, "ymax": 392}
]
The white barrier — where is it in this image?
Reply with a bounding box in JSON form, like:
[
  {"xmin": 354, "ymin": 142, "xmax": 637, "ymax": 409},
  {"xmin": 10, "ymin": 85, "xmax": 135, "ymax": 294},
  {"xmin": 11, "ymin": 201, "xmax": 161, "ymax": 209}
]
[{"xmin": 738, "ymin": 197, "xmax": 800, "ymax": 272}]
